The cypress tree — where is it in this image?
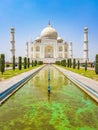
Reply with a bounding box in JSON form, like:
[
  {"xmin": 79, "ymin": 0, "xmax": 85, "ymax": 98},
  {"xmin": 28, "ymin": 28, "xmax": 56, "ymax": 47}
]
[
  {"xmin": 61, "ymin": 60, "xmax": 63, "ymax": 66},
  {"xmin": 34, "ymin": 61, "xmax": 37, "ymax": 66},
  {"xmin": 12, "ymin": 56, "xmax": 15, "ymax": 70},
  {"xmin": 77, "ymin": 60, "xmax": 80, "ymax": 70},
  {"xmin": 28, "ymin": 58, "xmax": 30, "ymax": 68},
  {"xmin": 18, "ymin": 56, "xmax": 22, "ymax": 70},
  {"xmin": 65, "ymin": 59, "xmax": 66, "ymax": 67},
  {"xmin": 34, "ymin": 60, "xmax": 37, "ymax": 66},
  {"xmin": 69, "ymin": 59, "xmax": 72, "ymax": 68},
  {"xmin": 67, "ymin": 59, "xmax": 69, "ymax": 67},
  {"xmin": 32, "ymin": 60, "xmax": 34, "ymax": 67},
  {"xmin": 35, "ymin": 60, "xmax": 37, "ymax": 65},
  {"xmin": 0, "ymin": 54, "xmax": 5, "ymax": 74},
  {"xmin": 73, "ymin": 58, "xmax": 76, "ymax": 69},
  {"xmin": 63, "ymin": 60, "xmax": 66, "ymax": 66},
  {"xmin": 24, "ymin": 57, "xmax": 27, "ymax": 69},
  {"xmin": 85, "ymin": 60, "xmax": 87, "ymax": 71},
  {"xmin": 67, "ymin": 59, "xmax": 68, "ymax": 67},
  {"xmin": 95, "ymin": 54, "xmax": 98, "ymax": 74}
]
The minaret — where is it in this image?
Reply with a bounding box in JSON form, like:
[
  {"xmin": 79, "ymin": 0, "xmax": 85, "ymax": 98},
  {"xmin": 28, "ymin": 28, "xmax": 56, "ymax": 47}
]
[
  {"xmin": 10, "ymin": 27, "xmax": 15, "ymax": 62},
  {"xmin": 69, "ymin": 42, "xmax": 73, "ymax": 59},
  {"xmin": 25, "ymin": 42, "xmax": 29, "ymax": 58},
  {"xmin": 83, "ymin": 27, "xmax": 88, "ymax": 62}
]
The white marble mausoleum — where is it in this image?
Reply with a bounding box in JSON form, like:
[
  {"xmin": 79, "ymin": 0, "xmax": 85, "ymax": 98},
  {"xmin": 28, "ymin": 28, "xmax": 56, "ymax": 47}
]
[
  {"xmin": 30, "ymin": 23, "xmax": 68, "ymax": 63},
  {"xmin": 10, "ymin": 23, "xmax": 88, "ymax": 63}
]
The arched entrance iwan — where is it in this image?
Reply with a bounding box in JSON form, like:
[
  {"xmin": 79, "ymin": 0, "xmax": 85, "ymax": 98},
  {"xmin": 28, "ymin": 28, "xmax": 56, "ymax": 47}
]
[{"xmin": 45, "ymin": 46, "xmax": 54, "ymax": 58}]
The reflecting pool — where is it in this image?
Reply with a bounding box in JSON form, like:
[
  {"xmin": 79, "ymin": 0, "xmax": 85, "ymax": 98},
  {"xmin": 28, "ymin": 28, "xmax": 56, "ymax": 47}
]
[{"xmin": 0, "ymin": 65, "xmax": 98, "ymax": 130}]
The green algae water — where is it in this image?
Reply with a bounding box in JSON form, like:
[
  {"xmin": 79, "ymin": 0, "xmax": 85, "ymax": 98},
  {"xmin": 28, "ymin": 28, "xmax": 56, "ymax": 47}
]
[{"xmin": 0, "ymin": 65, "xmax": 98, "ymax": 130}]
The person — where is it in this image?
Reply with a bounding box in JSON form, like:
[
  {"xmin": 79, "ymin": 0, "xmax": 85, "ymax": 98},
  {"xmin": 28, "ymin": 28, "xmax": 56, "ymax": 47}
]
[{"xmin": 48, "ymin": 85, "xmax": 50, "ymax": 94}]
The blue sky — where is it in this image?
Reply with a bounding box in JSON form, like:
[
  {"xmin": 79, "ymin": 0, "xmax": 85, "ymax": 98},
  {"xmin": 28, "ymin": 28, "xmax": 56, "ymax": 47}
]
[{"xmin": 0, "ymin": 0, "xmax": 98, "ymax": 61}]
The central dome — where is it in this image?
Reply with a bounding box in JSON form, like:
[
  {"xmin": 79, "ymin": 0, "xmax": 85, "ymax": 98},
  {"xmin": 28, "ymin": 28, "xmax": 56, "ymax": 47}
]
[{"xmin": 40, "ymin": 23, "xmax": 58, "ymax": 39}]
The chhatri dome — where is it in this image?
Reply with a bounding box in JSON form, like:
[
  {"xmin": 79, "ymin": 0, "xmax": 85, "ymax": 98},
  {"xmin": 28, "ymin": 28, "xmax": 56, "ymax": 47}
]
[
  {"xmin": 57, "ymin": 36, "xmax": 63, "ymax": 42},
  {"xmin": 40, "ymin": 22, "xmax": 58, "ymax": 39},
  {"xmin": 35, "ymin": 36, "xmax": 41, "ymax": 42}
]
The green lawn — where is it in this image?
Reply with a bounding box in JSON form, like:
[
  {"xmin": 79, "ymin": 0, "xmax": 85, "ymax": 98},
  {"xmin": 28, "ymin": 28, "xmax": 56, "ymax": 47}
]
[
  {"xmin": 1, "ymin": 64, "xmax": 98, "ymax": 82},
  {"xmin": 57, "ymin": 65, "xmax": 98, "ymax": 81},
  {"xmin": 0, "ymin": 65, "xmax": 41, "ymax": 81}
]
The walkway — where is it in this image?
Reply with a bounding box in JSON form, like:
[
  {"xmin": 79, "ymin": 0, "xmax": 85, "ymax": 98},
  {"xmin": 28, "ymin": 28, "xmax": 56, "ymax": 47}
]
[
  {"xmin": 0, "ymin": 65, "xmax": 45, "ymax": 94},
  {"xmin": 54, "ymin": 65, "xmax": 98, "ymax": 103}
]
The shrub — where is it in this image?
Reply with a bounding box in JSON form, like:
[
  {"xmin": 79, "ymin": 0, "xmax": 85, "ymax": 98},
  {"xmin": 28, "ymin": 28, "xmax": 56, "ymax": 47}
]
[
  {"xmin": 61, "ymin": 60, "xmax": 66, "ymax": 66},
  {"xmin": 38, "ymin": 61, "xmax": 43, "ymax": 65},
  {"xmin": 6, "ymin": 64, "xmax": 10, "ymax": 67},
  {"xmin": 55, "ymin": 61, "xmax": 61, "ymax": 65}
]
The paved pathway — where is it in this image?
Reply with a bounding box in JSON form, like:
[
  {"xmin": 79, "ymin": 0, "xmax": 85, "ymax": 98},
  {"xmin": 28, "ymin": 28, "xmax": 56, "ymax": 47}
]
[
  {"xmin": 0, "ymin": 65, "xmax": 45, "ymax": 94},
  {"xmin": 54, "ymin": 65, "xmax": 98, "ymax": 102}
]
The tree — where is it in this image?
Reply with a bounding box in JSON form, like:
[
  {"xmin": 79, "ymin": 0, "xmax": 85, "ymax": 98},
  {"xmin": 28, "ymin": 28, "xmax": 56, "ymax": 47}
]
[
  {"xmin": 0, "ymin": 54, "xmax": 5, "ymax": 74},
  {"xmin": 67, "ymin": 59, "xmax": 69, "ymax": 67},
  {"xmin": 95, "ymin": 54, "xmax": 98, "ymax": 74},
  {"xmin": 65, "ymin": 59, "xmax": 66, "ymax": 67},
  {"xmin": 34, "ymin": 60, "xmax": 37, "ymax": 66},
  {"xmin": 28, "ymin": 58, "xmax": 30, "ymax": 68},
  {"xmin": 85, "ymin": 60, "xmax": 87, "ymax": 71},
  {"xmin": 61, "ymin": 60, "xmax": 63, "ymax": 66},
  {"xmin": 24, "ymin": 57, "xmax": 27, "ymax": 69},
  {"xmin": 18, "ymin": 56, "xmax": 22, "ymax": 70},
  {"xmin": 69, "ymin": 59, "xmax": 72, "ymax": 68},
  {"xmin": 35, "ymin": 60, "xmax": 37, "ymax": 65},
  {"xmin": 32, "ymin": 60, "xmax": 34, "ymax": 67},
  {"xmin": 73, "ymin": 58, "xmax": 76, "ymax": 69},
  {"xmin": 12, "ymin": 56, "xmax": 15, "ymax": 70},
  {"xmin": 77, "ymin": 60, "xmax": 80, "ymax": 70}
]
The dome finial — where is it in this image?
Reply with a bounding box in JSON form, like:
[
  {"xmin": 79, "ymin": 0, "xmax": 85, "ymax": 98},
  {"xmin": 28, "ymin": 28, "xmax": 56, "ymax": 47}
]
[{"xmin": 48, "ymin": 21, "xmax": 51, "ymax": 26}]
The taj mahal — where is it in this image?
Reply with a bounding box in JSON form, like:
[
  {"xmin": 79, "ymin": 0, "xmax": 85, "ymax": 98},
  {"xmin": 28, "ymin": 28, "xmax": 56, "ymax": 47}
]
[
  {"xmin": 10, "ymin": 22, "xmax": 89, "ymax": 63},
  {"xmin": 30, "ymin": 22, "xmax": 68, "ymax": 63}
]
